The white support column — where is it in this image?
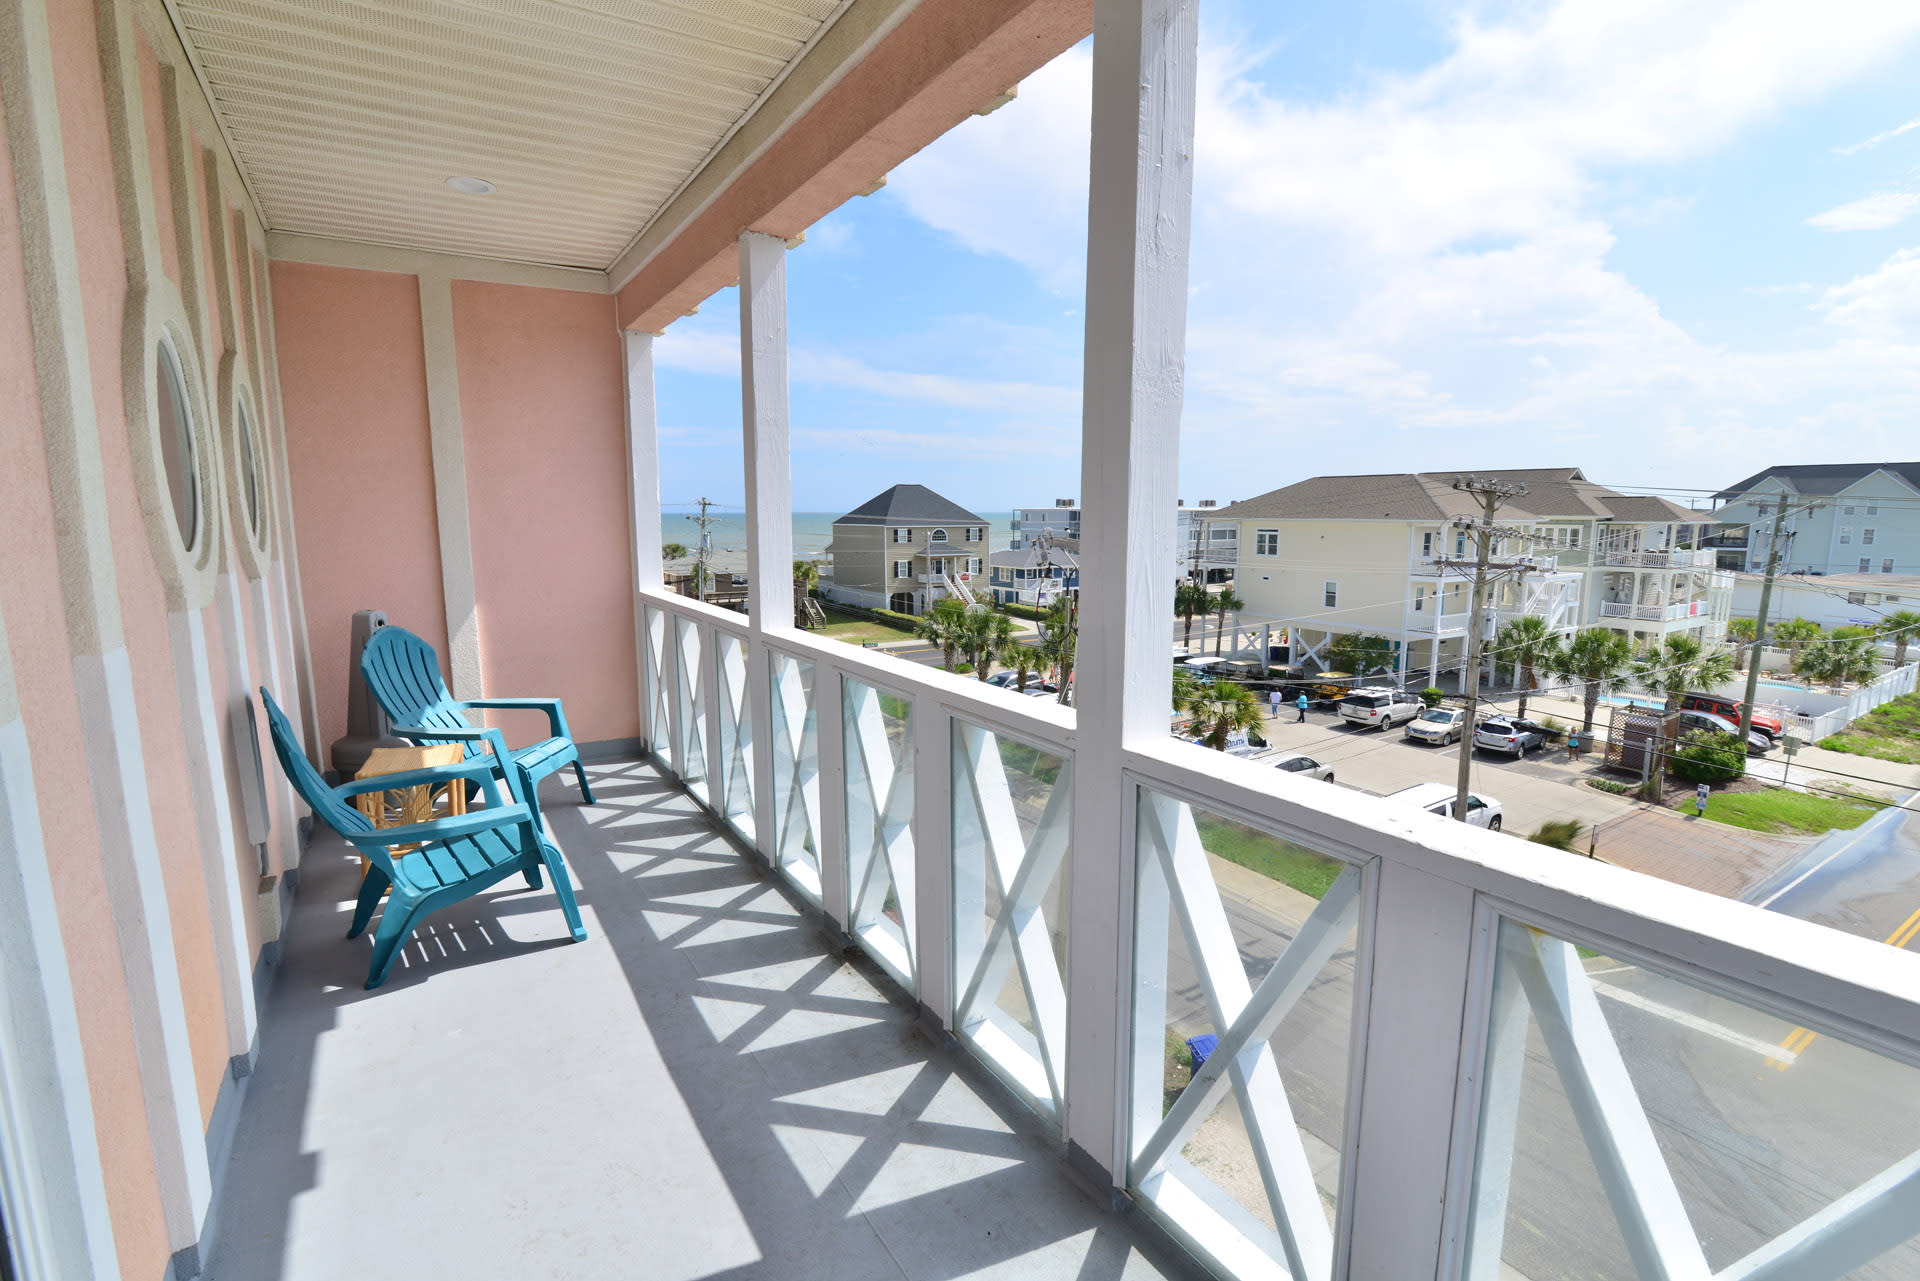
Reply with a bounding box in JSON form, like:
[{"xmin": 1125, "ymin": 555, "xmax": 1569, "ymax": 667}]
[
  {"xmin": 624, "ymin": 331, "xmax": 663, "ymax": 745},
  {"xmin": 1064, "ymin": 0, "xmax": 1201, "ymax": 1184},
  {"xmin": 1341, "ymin": 864, "xmax": 1483, "ymax": 1277},
  {"xmin": 418, "ymin": 271, "xmax": 484, "ymax": 701},
  {"xmin": 738, "ymin": 232, "xmax": 792, "ymax": 860},
  {"xmin": 912, "ymin": 700, "xmax": 953, "ymax": 1027}
]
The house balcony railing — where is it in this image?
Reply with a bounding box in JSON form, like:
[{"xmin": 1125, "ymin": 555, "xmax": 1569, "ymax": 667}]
[
  {"xmin": 1601, "ymin": 599, "xmax": 1709, "ymax": 623},
  {"xmin": 635, "ymin": 585, "xmax": 1920, "ymax": 1281},
  {"xmin": 1600, "ymin": 548, "xmax": 1717, "ymax": 569}
]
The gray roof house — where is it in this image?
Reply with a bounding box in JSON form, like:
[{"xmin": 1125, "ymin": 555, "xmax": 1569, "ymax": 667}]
[
  {"xmin": 824, "ymin": 485, "xmax": 992, "ymax": 614},
  {"xmin": 1710, "ymin": 462, "xmax": 1920, "ymax": 577}
]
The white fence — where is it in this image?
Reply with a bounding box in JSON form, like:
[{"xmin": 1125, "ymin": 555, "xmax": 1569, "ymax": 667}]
[
  {"xmin": 636, "ymin": 588, "xmax": 1920, "ymax": 1281},
  {"xmin": 1788, "ymin": 663, "xmax": 1918, "ymax": 743}
]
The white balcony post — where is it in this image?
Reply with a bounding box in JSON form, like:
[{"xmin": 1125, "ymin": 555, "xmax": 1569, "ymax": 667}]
[
  {"xmin": 912, "ymin": 699, "xmax": 953, "ymax": 1027},
  {"xmin": 624, "ymin": 331, "xmax": 663, "ymax": 745},
  {"xmin": 739, "ymin": 231, "xmax": 792, "ymax": 863},
  {"xmin": 816, "ymin": 667, "xmax": 851, "ymax": 933},
  {"xmin": 1066, "ymin": 0, "xmax": 1200, "ymax": 1185}
]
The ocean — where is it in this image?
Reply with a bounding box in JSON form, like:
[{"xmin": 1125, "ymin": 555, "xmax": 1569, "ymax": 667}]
[{"xmin": 663, "ymin": 511, "xmax": 1015, "ymax": 571}]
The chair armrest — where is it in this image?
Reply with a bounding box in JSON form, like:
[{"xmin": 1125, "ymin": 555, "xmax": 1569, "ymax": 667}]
[
  {"xmin": 336, "ymin": 757, "xmax": 504, "ymax": 803},
  {"xmin": 458, "ymin": 698, "xmax": 570, "ymax": 739},
  {"xmin": 392, "ymin": 722, "xmax": 512, "ymax": 760},
  {"xmin": 343, "ymin": 804, "xmax": 534, "ymax": 854}
]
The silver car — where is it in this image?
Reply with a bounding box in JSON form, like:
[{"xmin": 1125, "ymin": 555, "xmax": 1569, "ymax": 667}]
[
  {"xmin": 1271, "ymin": 753, "xmax": 1334, "ymax": 782},
  {"xmin": 1404, "ymin": 707, "xmax": 1464, "ymax": 746},
  {"xmin": 1473, "ymin": 717, "xmax": 1546, "ymax": 758}
]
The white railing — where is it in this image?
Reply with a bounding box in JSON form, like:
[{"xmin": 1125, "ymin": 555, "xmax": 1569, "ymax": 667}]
[
  {"xmin": 1601, "ymin": 601, "xmax": 1660, "ymax": 621},
  {"xmin": 1789, "ymin": 662, "xmax": 1919, "ymax": 742},
  {"xmin": 635, "ymin": 586, "xmax": 1920, "ymax": 1281},
  {"xmin": 1601, "ymin": 548, "xmax": 1717, "ymax": 569}
]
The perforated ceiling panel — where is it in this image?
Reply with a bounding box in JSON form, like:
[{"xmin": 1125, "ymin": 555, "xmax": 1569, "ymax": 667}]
[{"xmin": 167, "ymin": 0, "xmax": 849, "ymax": 267}]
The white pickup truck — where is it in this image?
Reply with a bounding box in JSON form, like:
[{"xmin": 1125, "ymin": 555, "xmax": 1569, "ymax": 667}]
[{"xmin": 1337, "ymin": 687, "xmax": 1424, "ymax": 731}]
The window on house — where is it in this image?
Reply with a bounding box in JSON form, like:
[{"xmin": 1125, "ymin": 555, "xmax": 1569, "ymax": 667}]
[
  {"xmin": 1843, "ymin": 504, "xmax": 1856, "ymax": 515},
  {"xmin": 1421, "ymin": 531, "xmax": 1435, "ymax": 558},
  {"xmin": 1323, "ymin": 580, "xmax": 1338, "ymax": 608},
  {"xmin": 968, "ymin": 558, "xmax": 981, "ymax": 575},
  {"xmin": 1413, "ymin": 586, "xmax": 1426, "ymax": 612},
  {"xmin": 1848, "ymin": 591, "xmax": 1866, "ymax": 605},
  {"xmin": 893, "ymin": 528, "xmax": 911, "ymax": 543},
  {"xmin": 1867, "ymin": 503, "xmax": 1879, "ymax": 516},
  {"xmin": 1863, "ymin": 528, "xmax": 1876, "ymax": 545},
  {"xmin": 1885, "ymin": 559, "xmax": 1896, "ymax": 574},
  {"xmin": 1859, "ymin": 559, "xmax": 1871, "ymax": 573},
  {"xmin": 1840, "ymin": 527, "xmax": 1852, "ymax": 544},
  {"xmin": 930, "ymin": 528, "xmax": 948, "ymax": 543},
  {"xmin": 1455, "ymin": 532, "xmax": 1467, "ymax": 557},
  {"xmin": 893, "ymin": 560, "xmax": 910, "ymax": 579},
  {"xmin": 1867, "ymin": 593, "xmax": 1883, "ymax": 606},
  {"xmin": 1255, "ymin": 529, "xmax": 1279, "ymax": 556},
  {"xmin": 1209, "ymin": 526, "xmax": 1236, "ymax": 542}
]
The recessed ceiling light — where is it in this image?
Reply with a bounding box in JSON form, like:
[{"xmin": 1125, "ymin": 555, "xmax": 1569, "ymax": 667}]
[{"xmin": 445, "ymin": 176, "xmax": 495, "ymax": 195}]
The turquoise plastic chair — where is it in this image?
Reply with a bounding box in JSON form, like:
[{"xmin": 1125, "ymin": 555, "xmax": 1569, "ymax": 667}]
[
  {"xmin": 258, "ymin": 688, "xmax": 586, "ymax": 989},
  {"xmin": 359, "ymin": 626, "xmax": 596, "ymax": 813}
]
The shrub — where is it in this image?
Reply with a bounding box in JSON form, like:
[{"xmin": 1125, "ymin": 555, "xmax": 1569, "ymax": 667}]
[
  {"xmin": 1420, "ymin": 687, "xmax": 1445, "ymax": 708},
  {"xmin": 1528, "ymin": 820, "xmax": 1584, "ymax": 851},
  {"xmin": 1588, "ymin": 778, "xmax": 1631, "ymax": 794},
  {"xmin": 1002, "ymin": 602, "xmax": 1045, "ymax": 621},
  {"xmin": 1669, "ymin": 729, "xmax": 1746, "ymax": 784}
]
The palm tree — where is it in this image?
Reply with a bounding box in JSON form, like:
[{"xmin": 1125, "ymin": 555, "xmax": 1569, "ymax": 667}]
[
  {"xmin": 1548, "ymin": 627, "xmax": 1633, "ymax": 732},
  {"xmin": 1211, "ymin": 586, "xmax": 1245, "ymax": 657},
  {"xmin": 662, "ymin": 542, "xmax": 689, "ymax": 561},
  {"xmin": 914, "ymin": 598, "xmax": 969, "ymax": 672},
  {"xmin": 1630, "ymin": 634, "xmax": 1737, "ymax": 713},
  {"xmin": 1772, "ymin": 618, "xmax": 1822, "ymax": 670},
  {"xmin": 1796, "ymin": 626, "xmax": 1881, "ymax": 688},
  {"xmin": 792, "ymin": 560, "xmax": 820, "ymax": 591},
  {"xmin": 958, "ymin": 607, "xmax": 1015, "ymax": 681},
  {"xmin": 1179, "ymin": 680, "xmax": 1264, "ymax": 751},
  {"xmin": 1490, "ymin": 616, "xmax": 1563, "ymax": 720},
  {"xmin": 998, "ymin": 640, "xmax": 1044, "ymax": 692},
  {"xmin": 1725, "ymin": 618, "xmax": 1756, "ymax": 672},
  {"xmin": 1037, "ymin": 597, "xmax": 1077, "ymax": 705},
  {"xmin": 1175, "ymin": 581, "xmax": 1211, "ymax": 652},
  {"xmin": 1879, "ymin": 610, "xmax": 1920, "ymax": 667}
]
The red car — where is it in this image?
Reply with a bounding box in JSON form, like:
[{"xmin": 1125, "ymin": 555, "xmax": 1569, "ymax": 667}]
[{"xmin": 1680, "ymin": 692, "xmax": 1782, "ymax": 741}]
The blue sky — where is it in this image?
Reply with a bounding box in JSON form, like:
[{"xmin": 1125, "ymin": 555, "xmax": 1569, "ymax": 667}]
[{"xmin": 655, "ymin": 0, "xmax": 1920, "ymax": 517}]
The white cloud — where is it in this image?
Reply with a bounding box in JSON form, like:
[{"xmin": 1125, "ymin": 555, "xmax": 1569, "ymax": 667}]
[
  {"xmin": 1836, "ymin": 115, "xmax": 1920, "ymax": 155},
  {"xmin": 1818, "ymin": 247, "xmax": 1920, "ymax": 338},
  {"xmin": 1807, "ymin": 192, "xmax": 1920, "ymax": 231}
]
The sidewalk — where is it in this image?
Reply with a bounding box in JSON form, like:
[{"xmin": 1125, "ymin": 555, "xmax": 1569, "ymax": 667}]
[{"xmin": 1582, "ymin": 804, "xmax": 1818, "ymax": 900}]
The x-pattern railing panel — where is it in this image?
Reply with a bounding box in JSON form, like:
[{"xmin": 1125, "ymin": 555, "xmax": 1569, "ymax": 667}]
[
  {"xmin": 674, "ymin": 617, "xmax": 706, "ymax": 785},
  {"xmin": 1128, "ymin": 788, "xmax": 1360, "ymax": 1281},
  {"xmin": 642, "ymin": 605, "xmax": 669, "ymax": 756},
  {"xmin": 843, "ymin": 679, "xmax": 915, "ymax": 987},
  {"xmin": 951, "ymin": 720, "xmax": 1071, "ymax": 1117},
  {"xmin": 714, "ymin": 633, "xmax": 754, "ymax": 840},
  {"xmin": 769, "ymin": 653, "xmax": 820, "ymax": 897},
  {"xmin": 1468, "ymin": 921, "xmax": 1920, "ymax": 1281}
]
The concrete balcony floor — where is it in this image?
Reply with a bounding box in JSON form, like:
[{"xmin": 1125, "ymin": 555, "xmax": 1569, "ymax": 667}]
[{"xmin": 202, "ymin": 760, "xmax": 1185, "ymax": 1281}]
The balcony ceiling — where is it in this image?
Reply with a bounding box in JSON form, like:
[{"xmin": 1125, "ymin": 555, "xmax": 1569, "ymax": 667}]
[{"xmin": 166, "ymin": 0, "xmax": 851, "ymax": 269}]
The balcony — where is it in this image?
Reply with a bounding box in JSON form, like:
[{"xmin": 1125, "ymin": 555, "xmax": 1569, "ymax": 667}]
[{"xmin": 1601, "ymin": 600, "xmax": 1710, "ymax": 623}]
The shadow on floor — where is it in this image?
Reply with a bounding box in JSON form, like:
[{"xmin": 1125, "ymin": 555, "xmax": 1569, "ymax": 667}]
[{"xmin": 202, "ymin": 758, "xmax": 1189, "ymax": 1281}]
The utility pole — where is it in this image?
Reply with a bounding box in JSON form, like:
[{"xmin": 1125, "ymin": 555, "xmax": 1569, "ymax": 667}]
[
  {"xmin": 1438, "ymin": 477, "xmax": 1531, "ymax": 824},
  {"xmin": 1734, "ymin": 498, "xmax": 1820, "ymax": 741},
  {"xmin": 685, "ymin": 497, "xmax": 718, "ymax": 602}
]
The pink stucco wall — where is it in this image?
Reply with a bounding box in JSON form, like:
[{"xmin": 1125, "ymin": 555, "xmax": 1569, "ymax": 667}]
[
  {"xmin": 453, "ymin": 281, "xmax": 637, "ymax": 747},
  {"xmin": 273, "ymin": 262, "xmax": 448, "ymax": 755}
]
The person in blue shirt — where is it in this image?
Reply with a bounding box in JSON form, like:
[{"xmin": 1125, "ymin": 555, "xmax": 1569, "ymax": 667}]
[{"xmin": 1296, "ymin": 693, "xmax": 1309, "ymax": 722}]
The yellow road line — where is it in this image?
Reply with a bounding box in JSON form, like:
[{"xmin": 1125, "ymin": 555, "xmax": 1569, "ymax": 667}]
[{"xmin": 1772, "ymin": 904, "xmax": 1920, "ymax": 1070}]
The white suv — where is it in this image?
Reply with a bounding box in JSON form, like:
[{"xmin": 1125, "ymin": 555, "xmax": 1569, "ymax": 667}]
[
  {"xmin": 1386, "ymin": 782, "xmax": 1504, "ymax": 831},
  {"xmin": 1338, "ymin": 687, "xmax": 1424, "ymax": 731}
]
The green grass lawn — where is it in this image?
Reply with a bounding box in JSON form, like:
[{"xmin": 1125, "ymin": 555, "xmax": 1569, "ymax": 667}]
[
  {"xmin": 1819, "ymin": 691, "xmax": 1920, "ymax": 765},
  {"xmin": 1703, "ymin": 787, "xmax": 1882, "ymax": 835},
  {"xmin": 1194, "ymin": 815, "xmax": 1343, "ymax": 899},
  {"xmin": 814, "ymin": 608, "xmax": 917, "ymax": 646}
]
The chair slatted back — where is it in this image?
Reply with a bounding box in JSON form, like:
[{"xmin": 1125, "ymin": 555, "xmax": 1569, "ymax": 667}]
[
  {"xmin": 361, "ymin": 627, "xmax": 478, "ymax": 755},
  {"xmin": 259, "ymin": 688, "xmax": 372, "ymax": 837}
]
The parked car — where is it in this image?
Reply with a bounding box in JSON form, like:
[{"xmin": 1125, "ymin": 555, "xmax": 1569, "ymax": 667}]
[
  {"xmin": 1679, "ymin": 692, "xmax": 1782, "ymax": 742},
  {"xmin": 1676, "ymin": 709, "xmax": 1773, "ymax": 756},
  {"xmin": 1338, "ymin": 687, "xmax": 1424, "ymax": 730},
  {"xmin": 1387, "ymin": 782, "xmax": 1503, "ymax": 830},
  {"xmin": 1271, "ymin": 753, "xmax": 1334, "ymax": 782},
  {"xmin": 1473, "ymin": 717, "xmax": 1546, "ymax": 758},
  {"xmin": 1404, "ymin": 707, "xmax": 1465, "ymax": 746}
]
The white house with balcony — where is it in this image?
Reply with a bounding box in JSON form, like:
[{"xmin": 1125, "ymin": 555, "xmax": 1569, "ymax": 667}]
[
  {"xmin": 1209, "ymin": 469, "xmax": 1730, "ymax": 684},
  {"xmin": 1012, "ymin": 497, "xmax": 1235, "ymax": 584},
  {"xmin": 1709, "ymin": 461, "xmax": 1920, "ymax": 577}
]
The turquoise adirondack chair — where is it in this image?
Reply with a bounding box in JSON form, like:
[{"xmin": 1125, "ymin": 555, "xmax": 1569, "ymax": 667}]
[
  {"xmin": 359, "ymin": 626, "xmax": 596, "ymax": 813},
  {"xmin": 259, "ymin": 688, "xmax": 586, "ymax": 989}
]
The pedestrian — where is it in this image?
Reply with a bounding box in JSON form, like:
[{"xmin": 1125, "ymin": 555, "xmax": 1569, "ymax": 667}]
[
  {"xmin": 1296, "ymin": 692, "xmax": 1309, "ymax": 723},
  {"xmin": 1695, "ymin": 782, "xmax": 1710, "ymax": 817},
  {"xmin": 1269, "ymin": 689, "xmax": 1281, "ymax": 720}
]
